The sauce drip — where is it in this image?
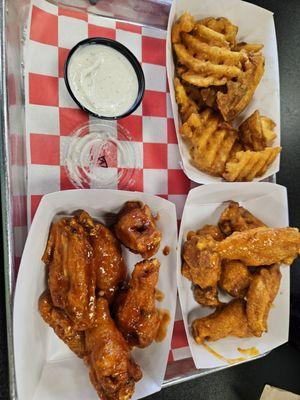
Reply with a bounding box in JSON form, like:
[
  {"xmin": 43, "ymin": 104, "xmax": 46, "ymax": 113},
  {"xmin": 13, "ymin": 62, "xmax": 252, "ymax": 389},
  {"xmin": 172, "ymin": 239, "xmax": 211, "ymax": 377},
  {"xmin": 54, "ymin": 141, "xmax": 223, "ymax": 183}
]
[
  {"xmin": 155, "ymin": 289, "xmax": 165, "ymax": 302},
  {"xmin": 163, "ymin": 246, "xmax": 170, "ymax": 256},
  {"xmin": 202, "ymin": 343, "xmax": 246, "ymax": 364},
  {"xmin": 237, "ymin": 347, "xmax": 260, "ymax": 357},
  {"xmin": 155, "ymin": 309, "xmax": 170, "ymax": 343}
]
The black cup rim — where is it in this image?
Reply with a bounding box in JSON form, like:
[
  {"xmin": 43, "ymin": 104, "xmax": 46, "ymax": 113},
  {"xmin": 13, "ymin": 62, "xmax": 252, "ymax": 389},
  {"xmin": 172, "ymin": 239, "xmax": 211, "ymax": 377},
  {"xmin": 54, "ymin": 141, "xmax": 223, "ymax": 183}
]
[{"xmin": 64, "ymin": 37, "xmax": 145, "ymax": 120}]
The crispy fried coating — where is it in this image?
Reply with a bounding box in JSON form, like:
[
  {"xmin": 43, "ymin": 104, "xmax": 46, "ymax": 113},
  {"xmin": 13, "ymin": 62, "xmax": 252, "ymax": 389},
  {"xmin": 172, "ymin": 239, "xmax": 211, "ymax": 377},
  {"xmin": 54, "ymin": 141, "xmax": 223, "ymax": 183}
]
[
  {"xmin": 187, "ymin": 224, "xmax": 225, "ymax": 242},
  {"xmin": 114, "ymin": 259, "xmax": 160, "ymax": 348},
  {"xmin": 171, "ymin": 12, "xmax": 195, "ymax": 44},
  {"xmin": 219, "ymin": 260, "xmax": 252, "ymax": 298},
  {"xmin": 192, "ymin": 299, "xmax": 251, "ymax": 344},
  {"xmin": 114, "ymin": 201, "xmax": 162, "ymax": 259},
  {"xmin": 233, "ymin": 42, "xmax": 264, "ymax": 53},
  {"xmin": 215, "ymin": 227, "xmax": 300, "ymax": 266},
  {"xmin": 42, "ymin": 215, "xmax": 95, "ymax": 330},
  {"xmin": 219, "ymin": 201, "xmax": 266, "ymax": 236},
  {"xmin": 182, "ymin": 235, "xmax": 221, "ymax": 288},
  {"xmin": 85, "ymin": 297, "xmax": 142, "ymax": 400},
  {"xmin": 246, "ymin": 265, "xmax": 281, "ymax": 336},
  {"xmin": 222, "ymin": 147, "xmax": 281, "ymax": 181},
  {"xmin": 38, "ymin": 290, "xmax": 87, "ymax": 358},
  {"xmin": 193, "ymin": 285, "xmax": 221, "ymax": 307},
  {"xmin": 217, "ymin": 53, "xmax": 265, "ymax": 121},
  {"xmin": 200, "ymin": 86, "xmax": 226, "ymax": 109},
  {"xmin": 199, "ymin": 17, "xmax": 238, "ymax": 47},
  {"xmin": 239, "ymin": 110, "xmax": 277, "ymax": 151},
  {"xmin": 174, "ymin": 77, "xmax": 199, "ymax": 122},
  {"xmin": 194, "ymin": 23, "xmax": 230, "ymax": 48}
]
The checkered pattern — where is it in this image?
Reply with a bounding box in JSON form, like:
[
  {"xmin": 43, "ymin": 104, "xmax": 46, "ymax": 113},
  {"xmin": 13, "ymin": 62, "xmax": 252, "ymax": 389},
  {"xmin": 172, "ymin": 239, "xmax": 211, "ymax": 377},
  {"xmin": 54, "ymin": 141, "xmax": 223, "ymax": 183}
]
[{"xmin": 24, "ymin": 0, "xmax": 192, "ymax": 365}]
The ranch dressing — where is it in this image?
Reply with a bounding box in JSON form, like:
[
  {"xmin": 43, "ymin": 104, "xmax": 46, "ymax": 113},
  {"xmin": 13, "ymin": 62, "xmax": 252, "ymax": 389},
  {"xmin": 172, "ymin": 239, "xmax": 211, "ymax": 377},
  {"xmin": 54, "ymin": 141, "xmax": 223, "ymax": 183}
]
[{"xmin": 68, "ymin": 44, "xmax": 139, "ymax": 117}]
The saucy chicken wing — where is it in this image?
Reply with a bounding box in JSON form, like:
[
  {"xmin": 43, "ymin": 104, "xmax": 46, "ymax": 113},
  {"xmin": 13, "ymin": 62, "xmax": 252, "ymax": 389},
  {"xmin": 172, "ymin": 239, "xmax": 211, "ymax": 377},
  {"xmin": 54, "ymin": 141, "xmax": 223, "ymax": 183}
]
[
  {"xmin": 114, "ymin": 201, "xmax": 162, "ymax": 259},
  {"xmin": 246, "ymin": 265, "xmax": 281, "ymax": 336},
  {"xmin": 193, "ymin": 285, "xmax": 221, "ymax": 307},
  {"xmin": 114, "ymin": 259, "xmax": 161, "ymax": 348},
  {"xmin": 85, "ymin": 297, "xmax": 142, "ymax": 400},
  {"xmin": 42, "ymin": 215, "xmax": 96, "ymax": 330},
  {"xmin": 187, "ymin": 224, "xmax": 225, "ymax": 241},
  {"xmin": 38, "ymin": 290, "xmax": 87, "ymax": 358},
  {"xmin": 219, "ymin": 260, "xmax": 252, "ymax": 298},
  {"xmin": 215, "ymin": 227, "xmax": 300, "ymax": 266},
  {"xmin": 192, "ymin": 299, "xmax": 251, "ymax": 344},
  {"xmin": 218, "ymin": 201, "xmax": 266, "ymax": 236}
]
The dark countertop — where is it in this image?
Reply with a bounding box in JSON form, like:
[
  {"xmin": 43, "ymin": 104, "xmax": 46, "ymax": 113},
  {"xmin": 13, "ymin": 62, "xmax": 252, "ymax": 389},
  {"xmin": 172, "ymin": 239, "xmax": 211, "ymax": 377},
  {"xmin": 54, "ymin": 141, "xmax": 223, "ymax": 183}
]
[{"xmin": 1, "ymin": 0, "xmax": 300, "ymax": 399}]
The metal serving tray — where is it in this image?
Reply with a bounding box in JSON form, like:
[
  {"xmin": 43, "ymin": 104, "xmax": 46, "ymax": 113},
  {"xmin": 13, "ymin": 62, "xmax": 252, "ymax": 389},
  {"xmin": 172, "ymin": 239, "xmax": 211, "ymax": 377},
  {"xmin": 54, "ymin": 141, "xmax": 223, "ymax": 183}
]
[{"xmin": 0, "ymin": 0, "xmax": 268, "ymax": 398}]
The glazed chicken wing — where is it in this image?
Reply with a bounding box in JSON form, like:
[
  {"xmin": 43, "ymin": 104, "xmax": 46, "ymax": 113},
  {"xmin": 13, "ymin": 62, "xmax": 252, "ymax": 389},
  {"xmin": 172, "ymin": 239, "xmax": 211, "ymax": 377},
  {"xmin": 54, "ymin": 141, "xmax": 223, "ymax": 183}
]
[
  {"xmin": 187, "ymin": 224, "xmax": 225, "ymax": 241},
  {"xmin": 42, "ymin": 215, "xmax": 96, "ymax": 330},
  {"xmin": 114, "ymin": 201, "xmax": 162, "ymax": 259},
  {"xmin": 215, "ymin": 227, "xmax": 300, "ymax": 266},
  {"xmin": 85, "ymin": 297, "xmax": 142, "ymax": 400},
  {"xmin": 182, "ymin": 235, "xmax": 221, "ymax": 288},
  {"xmin": 192, "ymin": 299, "xmax": 251, "ymax": 344},
  {"xmin": 219, "ymin": 260, "xmax": 252, "ymax": 298},
  {"xmin": 114, "ymin": 259, "xmax": 161, "ymax": 348},
  {"xmin": 193, "ymin": 285, "xmax": 221, "ymax": 307},
  {"xmin": 218, "ymin": 201, "xmax": 266, "ymax": 236},
  {"xmin": 246, "ymin": 265, "xmax": 281, "ymax": 336},
  {"xmin": 38, "ymin": 290, "xmax": 87, "ymax": 358}
]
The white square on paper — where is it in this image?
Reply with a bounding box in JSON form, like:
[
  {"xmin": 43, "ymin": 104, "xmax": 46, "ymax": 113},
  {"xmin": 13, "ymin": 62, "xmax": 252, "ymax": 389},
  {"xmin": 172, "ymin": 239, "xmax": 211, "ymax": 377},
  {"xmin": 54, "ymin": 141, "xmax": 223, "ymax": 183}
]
[
  {"xmin": 142, "ymin": 63, "xmax": 166, "ymax": 92},
  {"xmin": 58, "ymin": 16, "xmax": 88, "ymax": 49},
  {"xmin": 59, "ymin": 78, "xmax": 78, "ymax": 108},
  {"xmin": 90, "ymin": 167, "xmax": 118, "ymax": 189},
  {"xmin": 13, "ymin": 226, "xmax": 28, "ymax": 258},
  {"xmin": 60, "ymin": 136, "xmax": 72, "ymax": 165},
  {"xmin": 118, "ymin": 142, "xmax": 143, "ymax": 168},
  {"xmin": 115, "ymin": 30, "xmax": 141, "ymax": 61},
  {"xmin": 168, "ymin": 143, "xmax": 181, "ymax": 169},
  {"xmin": 167, "ymin": 93, "xmax": 173, "ymax": 118},
  {"xmin": 172, "ymin": 347, "xmax": 192, "ymax": 361},
  {"xmin": 142, "ymin": 27, "xmax": 166, "ymax": 40},
  {"xmin": 27, "ymin": 42, "xmax": 58, "ymax": 77},
  {"xmin": 27, "ymin": 105, "xmax": 59, "ymax": 135},
  {"xmin": 143, "ymin": 169, "xmax": 168, "ymax": 195},
  {"xmin": 28, "ymin": 165, "xmax": 60, "ymax": 194},
  {"xmin": 132, "ymin": 102, "xmax": 142, "ymax": 116},
  {"xmin": 143, "ymin": 117, "xmax": 167, "ymax": 143},
  {"xmin": 168, "ymin": 194, "xmax": 187, "ymax": 219},
  {"xmin": 88, "ymin": 14, "xmax": 116, "ymax": 29}
]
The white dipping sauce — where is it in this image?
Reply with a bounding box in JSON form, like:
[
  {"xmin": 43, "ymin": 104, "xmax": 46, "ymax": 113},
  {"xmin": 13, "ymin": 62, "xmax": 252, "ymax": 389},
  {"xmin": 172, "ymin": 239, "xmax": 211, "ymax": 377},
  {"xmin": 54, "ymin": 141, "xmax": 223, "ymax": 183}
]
[{"xmin": 68, "ymin": 44, "xmax": 139, "ymax": 117}]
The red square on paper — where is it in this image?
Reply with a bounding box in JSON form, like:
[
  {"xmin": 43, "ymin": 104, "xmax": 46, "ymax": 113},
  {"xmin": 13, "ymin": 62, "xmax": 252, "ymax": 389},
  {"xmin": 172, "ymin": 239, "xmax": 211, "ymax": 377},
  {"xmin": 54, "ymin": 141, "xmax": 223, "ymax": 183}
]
[
  {"xmin": 30, "ymin": 6, "xmax": 58, "ymax": 46},
  {"xmin": 116, "ymin": 21, "xmax": 141, "ymax": 34},
  {"xmin": 144, "ymin": 143, "xmax": 167, "ymax": 169},
  {"xmin": 58, "ymin": 48, "xmax": 69, "ymax": 78},
  {"xmin": 29, "ymin": 73, "xmax": 58, "ymax": 106},
  {"xmin": 31, "ymin": 195, "xmax": 43, "ymax": 221},
  {"xmin": 58, "ymin": 7, "xmax": 88, "ymax": 21},
  {"xmin": 12, "ymin": 196, "xmax": 27, "ymax": 227},
  {"xmin": 30, "ymin": 134, "xmax": 60, "ymax": 165},
  {"xmin": 167, "ymin": 118, "xmax": 177, "ymax": 144},
  {"xmin": 88, "ymin": 24, "xmax": 116, "ymax": 39},
  {"xmin": 59, "ymin": 108, "xmax": 89, "ymax": 136},
  {"xmin": 168, "ymin": 169, "xmax": 190, "ymax": 194},
  {"xmin": 118, "ymin": 168, "xmax": 143, "ymax": 192},
  {"xmin": 118, "ymin": 116, "xmax": 142, "ymax": 142},
  {"xmin": 142, "ymin": 90, "xmax": 166, "ymax": 117},
  {"xmin": 142, "ymin": 36, "xmax": 166, "ymax": 66},
  {"xmin": 60, "ymin": 166, "xmax": 90, "ymax": 190},
  {"xmin": 171, "ymin": 320, "xmax": 189, "ymax": 349},
  {"xmin": 168, "ymin": 350, "xmax": 174, "ymax": 363}
]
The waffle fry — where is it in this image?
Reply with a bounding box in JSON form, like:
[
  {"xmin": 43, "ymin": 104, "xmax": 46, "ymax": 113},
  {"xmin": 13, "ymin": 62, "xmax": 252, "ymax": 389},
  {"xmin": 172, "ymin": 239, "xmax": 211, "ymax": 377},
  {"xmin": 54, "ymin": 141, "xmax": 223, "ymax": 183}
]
[
  {"xmin": 199, "ymin": 17, "xmax": 238, "ymax": 47},
  {"xmin": 223, "ymin": 147, "xmax": 281, "ymax": 181},
  {"xmin": 194, "ymin": 23, "xmax": 230, "ymax": 48},
  {"xmin": 174, "ymin": 77, "xmax": 199, "ymax": 122},
  {"xmin": 200, "ymin": 86, "xmax": 226, "ymax": 109},
  {"xmin": 239, "ymin": 110, "xmax": 277, "ymax": 151},
  {"xmin": 217, "ymin": 53, "xmax": 265, "ymax": 121},
  {"xmin": 181, "ymin": 109, "xmax": 238, "ymax": 176},
  {"xmin": 234, "ymin": 42, "xmax": 264, "ymax": 53},
  {"xmin": 171, "ymin": 12, "xmax": 195, "ymax": 44}
]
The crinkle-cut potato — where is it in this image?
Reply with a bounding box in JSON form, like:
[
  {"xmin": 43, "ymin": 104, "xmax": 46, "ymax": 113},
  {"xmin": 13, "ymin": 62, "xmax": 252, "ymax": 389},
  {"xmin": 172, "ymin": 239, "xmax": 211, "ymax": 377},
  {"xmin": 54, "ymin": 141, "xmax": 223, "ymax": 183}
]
[
  {"xmin": 233, "ymin": 42, "xmax": 264, "ymax": 53},
  {"xmin": 223, "ymin": 146, "xmax": 281, "ymax": 182},
  {"xmin": 200, "ymin": 86, "xmax": 226, "ymax": 109},
  {"xmin": 194, "ymin": 23, "xmax": 230, "ymax": 48},
  {"xmin": 171, "ymin": 11, "xmax": 195, "ymax": 44},
  {"xmin": 180, "ymin": 109, "xmax": 238, "ymax": 176},
  {"xmin": 217, "ymin": 53, "xmax": 265, "ymax": 121},
  {"xmin": 174, "ymin": 77, "xmax": 199, "ymax": 122},
  {"xmin": 199, "ymin": 17, "xmax": 238, "ymax": 47},
  {"xmin": 239, "ymin": 110, "xmax": 277, "ymax": 151}
]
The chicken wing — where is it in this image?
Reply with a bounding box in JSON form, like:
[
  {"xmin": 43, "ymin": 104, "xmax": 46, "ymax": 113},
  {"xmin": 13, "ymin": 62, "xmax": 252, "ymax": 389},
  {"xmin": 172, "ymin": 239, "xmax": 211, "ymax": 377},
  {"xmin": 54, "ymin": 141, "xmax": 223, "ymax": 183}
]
[
  {"xmin": 219, "ymin": 260, "xmax": 252, "ymax": 298},
  {"xmin": 85, "ymin": 297, "xmax": 142, "ymax": 400},
  {"xmin": 182, "ymin": 235, "xmax": 221, "ymax": 288},
  {"xmin": 42, "ymin": 216, "xmax": 96, "ymax": 330},
  {"xmin": 193, "ymin": 285, "xmax": 221, "ymax": 307},
  {"xmin": 114, "ymin": 259, "xmax": 160, "ymax": 348},
  {"xmin": 192, "ymin": 299, "xmax": 251, "ymax": 344},
  {"xmin": 246, "ymin": 265, "xmax": 281, "ymax": 336},
  {"xmin": 114, "ymin": 201, "xmax": 162, "ymax": 259},
  {"xmin": 218, "ymin": 201, "xmax": 266, "ymax": 236},
  {"xmin": 215, "ymin": 227, "xmax": 300, "ymax": 266},
  {"xmin": 38, "ymin": 290, "xmax": 87, "ymax": 358},
  {"xmin": 187, "ymin": 224, "xmax": 225, "ymax": 241}
]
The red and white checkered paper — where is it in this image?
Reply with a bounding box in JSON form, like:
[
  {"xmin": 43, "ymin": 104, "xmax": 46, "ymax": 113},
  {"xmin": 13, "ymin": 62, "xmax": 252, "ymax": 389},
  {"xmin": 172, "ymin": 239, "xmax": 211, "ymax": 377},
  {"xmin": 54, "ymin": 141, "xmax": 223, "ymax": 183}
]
[{"xmin": 24, "ymin": 0, "xmax": 193, "ymax": 365}]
